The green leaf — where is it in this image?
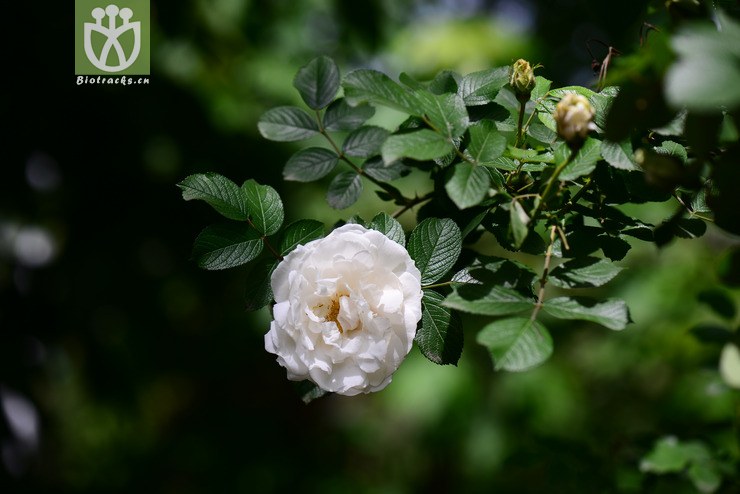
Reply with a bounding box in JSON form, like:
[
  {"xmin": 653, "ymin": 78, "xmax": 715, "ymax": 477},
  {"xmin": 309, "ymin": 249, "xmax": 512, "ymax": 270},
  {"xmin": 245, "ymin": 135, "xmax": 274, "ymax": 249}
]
[
  {"xmin": 343, "ymin": 69, "xmax": 419, "ymax": 114},
  {"xmin": 283, "ymin": 148, "xmax": 338, "ymax": 182},
  {"xmin": 362, "ymin": 157, "xmax": 409, "ymax": 182},
  {"xmin": 476, "ymin": 317, "xmax": 553, "ymax": 371},
  {"xmin": 416, "ymin": 91, "xmax": 469, "ymax": 138},
  {"xmin": 601, "ymin": 139, "xmax": 639, "ymax": 171},
  {"xmin": 368, "ymin": 212, "xmax": 405, "ymax": 245},
  {"xmin": 293, "ymin": 380, "xmax": 329, "ymax": 404},
  {"xmin": 509, "ymin": 200, "xmax": 530, "ymax": 249},
  {"xmin": 458, "ymin": 66, "xmax": 510, "ymax": 106},
  {"xmin": 323, "ymin": 99, "xmax": 375, "ymax": 131},
  {"xmin": 549, "ymin": 257, "xmax": 624, "ymax": 288},
  {"xmin": 526, "ymin": 122, "xmax": 558, "ymax": 145},
  {"xmin": 543, "ymin": 297, "xmax": 631, "ymax": 330},
  {"xmin": 326, "ymin": 171, "xmax": 363, "ymax": 209},
  {"xmin": 417, "ymin": 290, "xmax": 463, "ymax": 365},
  {"xmin": 381, "ymin": 129, "xmax": 454, "ymax": 164},
  {"xmin": 468, "ymin": 120, "xmax": 507, "ymax": 163},
  {"xmin": 445, "ymin": 163, "xmax": 490, "ymax": 210},
  {"xmin": 342, "ymin": 126, "xmax": 390, "ymax": 158},
  {"xmin": 293, "ymin": 56, "xmax": 340, "ymax": 110},
  {"xmin": 452, "ymin": 256, "xmax": 538, "ymax": 293},
  {"xmin": 244, "ymin": 258, "xmax": 278, "ymax": 311},
  {"xmin": 398, "ymin": 72, "xmax": 425, "ymax": 90},
  {"xmin": 654, "ymin": 140, "xmax": 688, "ymax": 164},
  {"xmin": 242, "ymin": 180, "xmax": 284, "ymax": 236},
  {"xmin": 688, "ymin": 458, "xmax": 722, "ymax": 494},
  {"xmin": 640, "ymin": 436, "xmax": 694, "ymax": 474},
  {"xmin": 531, "ymin": 76, "xmax": 551, "ymax": 101},
  {"xmin": 557, "ymin": 138, "xmax": 602, "ymax": 181},
  {"xmin": 192, "ymin": 223, "xmax": 263, "ymax": 270},
  {"xmin": 443, "ymin": 284, "xmax": 533, "ymax": 316},
  {"xmin": 407, "ymin": 218, "xmax": 462, "ymax": 285},
  {"xmin": 665, "ymin": 20, "xmax": 740, "ymax": 111},
  {"xmin": 279, "ymin": 219, "xmax": 324, "ymax": 255},
  {"xmin": 257, "ymin": 106, "xmax": 319, "ymax": 142},
  {"xmin": 178, "ymin": 173, "xmax": 247, "ymax": 221},
  {"xmin": 640, "ymin": 435, "xmax": 719, "ymax": 493},
  {"xmin": 428, "ymin": 70, "xmax": 460, "ymax": 95}
]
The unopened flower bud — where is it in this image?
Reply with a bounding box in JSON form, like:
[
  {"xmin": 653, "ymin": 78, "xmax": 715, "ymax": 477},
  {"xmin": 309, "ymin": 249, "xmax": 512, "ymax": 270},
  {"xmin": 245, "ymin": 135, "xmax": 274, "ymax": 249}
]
[
  {"xmin": 510, "ymin": 59, "xmax": 536, "ymax": 100},
  {"xmin": 554, "ymin": 93, "xmax": 596, "ymax": 149}
]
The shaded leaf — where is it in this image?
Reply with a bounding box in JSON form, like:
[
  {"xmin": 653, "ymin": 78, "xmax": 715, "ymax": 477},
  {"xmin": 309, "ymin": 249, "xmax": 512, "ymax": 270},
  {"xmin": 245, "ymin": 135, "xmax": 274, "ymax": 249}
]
[
  {"xmin": 258, "ymin": 106, "xmax": 319, "ymax": 142},
  {"xmin": 192, "ymin": 223, "xmax": 263, "ymax": 270},
  {"xmin": 323, "ymin": 99, "xmax": 375, "ymax": 131},
  {"xmin": 417, "ymin": 290, "xmax": 463, "ymax": 365},
  {"xmin": 342, "ymin": 126, "xmax": 390, "ymax": 158},
  {"xmin": 283, "ymin": 148, "xmax": 338, "ymax": 182},
  {"xmin": 178, "ymin": 173, "xmax": 247, "ymax": 221},
  {"xmin": 326, "ymin": 172, "xmax": 363, "ymax": 209},
  {"xmin": 697, "ymin": 289, "xmax": 736, "ymax": 320},
  {"xmin": 452, "ymin": 256, "xmax": 538, "ymax": 294},
  {"xmin": 362, "ymin": 157, "xmax": 409, "ymax": 182},
  {"xmin": 407, "ymin": 218, "xmax": 462, "ymax": 285},
  {"xmin": 690, "ymin": 324, "xmax": 734, "ymax": 345},
  {"xmin": 549, "ymin": 257, "xmax": 624, "ymax": 288},
  {"xmin": 601, "ymin": 139, "xmax": 639, "ymax": 171},
  {"xmin": 244, "ymin": 258, "xmax": 278, "ymax": 311},
  {"xmin": 510, "ymin": 200, "xmax": 530, "ymax": 249},
  {"xmin": 293, "ymin": 56, "xmax": 340, "ymax": 110},
  {"xmin": 476, "ymin": 317, "xmax": 553, "ymax": 371}
]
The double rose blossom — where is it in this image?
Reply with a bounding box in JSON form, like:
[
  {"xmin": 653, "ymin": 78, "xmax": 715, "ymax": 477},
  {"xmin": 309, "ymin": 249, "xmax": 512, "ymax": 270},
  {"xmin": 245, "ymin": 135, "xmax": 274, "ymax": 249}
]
[{"xmin": 265, "ymin": 224, "xmax": 423, "ymax": 396}]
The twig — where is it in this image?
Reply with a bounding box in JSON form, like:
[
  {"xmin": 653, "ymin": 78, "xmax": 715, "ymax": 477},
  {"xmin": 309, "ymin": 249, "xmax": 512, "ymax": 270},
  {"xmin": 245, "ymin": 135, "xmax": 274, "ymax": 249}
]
[{"xmin": 531, "ymin": 225, "xmax": 558, "ymax": 321}]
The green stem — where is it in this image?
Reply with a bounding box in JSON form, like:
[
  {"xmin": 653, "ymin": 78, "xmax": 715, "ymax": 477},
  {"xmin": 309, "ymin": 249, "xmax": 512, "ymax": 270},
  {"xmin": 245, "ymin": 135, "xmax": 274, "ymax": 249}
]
[
  {"xmin": 530, "ymin": 225, "xmax": 557, "ymax": 322},
  {"xmin": 515, "ymin": 98, "xmax": 527, "ymax": 148},
  {"xmin": 531, "ymin": 146, "xmax": 577, "ymax": 219},
  {"xmin": 422, "ymin": 280, "xmax": 456, "ymax": 290}
]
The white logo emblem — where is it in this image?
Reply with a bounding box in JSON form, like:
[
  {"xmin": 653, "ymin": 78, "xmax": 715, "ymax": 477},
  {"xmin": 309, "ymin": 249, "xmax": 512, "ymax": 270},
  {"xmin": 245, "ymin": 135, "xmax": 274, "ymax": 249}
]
[{"xmin": 84, "ymin": 5, "xmax": 141, "ymax": 72}]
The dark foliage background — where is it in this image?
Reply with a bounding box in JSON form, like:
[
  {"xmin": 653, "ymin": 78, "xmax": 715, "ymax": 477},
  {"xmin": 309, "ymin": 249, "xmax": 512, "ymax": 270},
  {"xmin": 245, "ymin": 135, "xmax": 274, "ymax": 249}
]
[{"xmin": 2, "ymin": 1, "xmax": 738, "ymax": 493}]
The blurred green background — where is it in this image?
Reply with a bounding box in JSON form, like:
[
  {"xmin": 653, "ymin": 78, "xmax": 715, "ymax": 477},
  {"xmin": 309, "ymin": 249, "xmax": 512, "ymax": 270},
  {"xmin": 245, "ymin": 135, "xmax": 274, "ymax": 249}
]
[{"xmin": 3, "ymin": 0, "xmax": 739, "ymax": 492}]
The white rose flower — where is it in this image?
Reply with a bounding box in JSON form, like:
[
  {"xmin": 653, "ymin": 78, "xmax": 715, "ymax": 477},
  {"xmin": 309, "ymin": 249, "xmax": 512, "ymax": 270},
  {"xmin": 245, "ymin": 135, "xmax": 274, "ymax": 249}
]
[
  {"xmin": 264, "ymin": 223, "xmax": 423, "ymax": 396},
  {"xmin": 555, "ymin": 93, "xmax": 597, "ymax": 147}
]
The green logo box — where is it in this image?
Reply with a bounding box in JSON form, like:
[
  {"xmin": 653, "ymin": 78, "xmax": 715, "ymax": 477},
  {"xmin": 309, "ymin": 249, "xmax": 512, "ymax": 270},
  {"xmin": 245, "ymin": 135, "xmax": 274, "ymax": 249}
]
[{"xmin": 75, "ymin": 0, "xmax": 150, "ymax": 75}]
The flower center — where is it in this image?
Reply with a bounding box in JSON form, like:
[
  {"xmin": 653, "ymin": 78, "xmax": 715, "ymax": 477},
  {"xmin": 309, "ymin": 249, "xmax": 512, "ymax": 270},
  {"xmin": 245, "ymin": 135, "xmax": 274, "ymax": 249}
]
[{"xmin": 326, "ymin": 296, "xmax": 344, "ymax": 333}]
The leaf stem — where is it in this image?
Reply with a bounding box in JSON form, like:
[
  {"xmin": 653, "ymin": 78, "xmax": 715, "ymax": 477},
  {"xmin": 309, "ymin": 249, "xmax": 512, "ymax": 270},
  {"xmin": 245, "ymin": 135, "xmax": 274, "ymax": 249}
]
[
  {"xmin": 531, "ymin": 225, "xmax": 558, "ymax": 321},
  {"xmin": 315, "ymin": 110, "xmax": 421, "ymax": 207},
  {"xmin": 392, "ymin": 191, "xmax": 434, "ymax": 218},
  {"xmin": 248, "ymin": 218, "xmax": 283, "ymax": 261}
]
